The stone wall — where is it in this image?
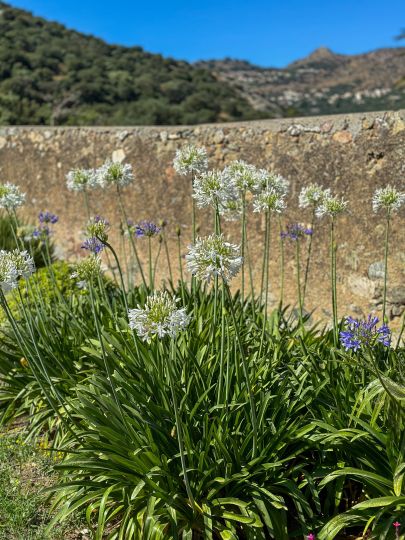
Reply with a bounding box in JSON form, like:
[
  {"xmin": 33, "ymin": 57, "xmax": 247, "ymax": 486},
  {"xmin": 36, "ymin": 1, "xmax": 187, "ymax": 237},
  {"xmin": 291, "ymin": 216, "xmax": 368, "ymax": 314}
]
[{"xmin": 0, "ymin": 110, "xmax": 404, "ymax": 326}]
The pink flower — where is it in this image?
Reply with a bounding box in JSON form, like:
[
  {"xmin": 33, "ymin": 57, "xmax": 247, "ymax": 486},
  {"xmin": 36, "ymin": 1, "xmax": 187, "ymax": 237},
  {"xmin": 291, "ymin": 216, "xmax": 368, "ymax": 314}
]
[
  {"xmin": 394, "ymin": 522, "xmax": 401, "ymax": 528},
  {"xmin": 308, "ymin": 534, "xmax": 316, "ymax": 540}
]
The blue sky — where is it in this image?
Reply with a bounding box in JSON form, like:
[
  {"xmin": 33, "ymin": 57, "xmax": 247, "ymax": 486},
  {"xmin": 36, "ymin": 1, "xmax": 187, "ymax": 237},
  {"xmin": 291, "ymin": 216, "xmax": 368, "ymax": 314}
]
[{"xmin": 9, "ymin": 0, "xmax": 405, "ymax": 67}]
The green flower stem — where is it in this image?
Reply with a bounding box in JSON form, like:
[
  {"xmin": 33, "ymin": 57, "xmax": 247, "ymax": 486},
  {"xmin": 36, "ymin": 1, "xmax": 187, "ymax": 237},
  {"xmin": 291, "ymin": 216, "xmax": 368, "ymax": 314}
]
[
  {"xmin": 148, "ymin": 236, "xmax": 153, "ymax": 290},
  {"xmin": 241, "ymin": 192, "xmax": 246, "ymax": 303},
  {"xmin": 83, "ymin": 189, "xmax": 91, "ymax": 220},
  {"xmin": 191, "ymin": 172, "xmax": 196, "ymax": 244},
  {"xmin": 116, "ymin": 186, "xmax": 147, "ymax": 288},
  {"xmin": 168, "ymin": 339, "xmax": 196, "ymax": 511},
  {"xmin": 278, "ymin": 216, "xmax": 285, "ymax": 308},
  {"xmin": 162, "ymin": 231, "xmax": 174, "ymax": 285},
  {"xmin": 225, "ymin": 283, "xmax": 258, "ymax": 458},
  {"xmin": 260, "ymin": 211, "xmax": 269, "ymax": 309},
  {"xmin": 296, "ymin": 240, "xmax": 303, "ymax": 330},
  {"xmin": 101, "ymin": 239, "xmax": 129, "ymax": 314},
  {"xmin": 331, "ymin": 217, "xmax": 338, "ymax": 345},
  {"xmin": 217, "ymin": 282, "xmax": 226, "ymax": 406},
  {"xmin": 152, "ymin": 238, "xmax": 162, "ymax": 288},
  {"xmin": 177, "ymin": 233, "xmax": 186, "ymax": 305},
  {"xmin": 302, "ymin": 207, "xmax": 316, "ymax": 305},
  {"xmin": 382, "ymin": 211, "xmax": 391, "ymax": 323}
]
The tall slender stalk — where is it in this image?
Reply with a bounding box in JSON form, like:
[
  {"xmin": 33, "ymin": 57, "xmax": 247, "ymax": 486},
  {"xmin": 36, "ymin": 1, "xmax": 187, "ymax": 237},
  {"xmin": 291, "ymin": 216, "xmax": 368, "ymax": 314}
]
[
  {"xmin": 302, "ymin": 207, "xmax": 316, "ymax": 305},
  {"xmin": 217, "ymin": 283, "xmax": 226, "ymax": 405},
  {"xmin": 296, "ymin": 240, "xmax": 303, "ymax": 330},
  {"xmin": 382, "ymin": 211, "xmax": 391, "ymax": 323},
  {"xmin": 176, "ymin": 230, "xmax": 185, "ymax": 304},
  {"xmin": 116, "ymin": 186, "xmax": 147, "ymax": 288},
  {"xmin": 148, "ymin": 236, "xmax": 153, "ymax": 290},
  {"xmin": 168, "ymin": 339, "xmax": 195, "ymax": 510},
  {"xmin": 83, "ymin": 190, "xmax": 91, "ymax": 220},
  {"xmin": 241, "ymin": 192, "xmax": 246, "ymax": 303},
  {"xmin": 162, "ymin": 231, "xmax": 174, "ymax": 285},
  {"xmin": 278, "ymin": 216, "xmax": 285, "ymax": 308},
  {"xmin": 330, "ymin": 217, "xmax": 338, "ymax": 345}
]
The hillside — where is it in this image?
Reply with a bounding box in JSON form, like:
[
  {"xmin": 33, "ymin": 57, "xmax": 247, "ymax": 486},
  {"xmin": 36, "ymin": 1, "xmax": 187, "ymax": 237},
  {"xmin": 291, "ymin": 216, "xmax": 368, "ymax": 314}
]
[
  {"xmin": 0, "ymin": 2, "xmax": 404, "ymax": 125},
  {"xmin": 197, "ymin": 47, "xmax": 405, "ymax": 117},
  {"xmin": 0, "ymin": 2, "xmax": 262, "ymax": 125}
]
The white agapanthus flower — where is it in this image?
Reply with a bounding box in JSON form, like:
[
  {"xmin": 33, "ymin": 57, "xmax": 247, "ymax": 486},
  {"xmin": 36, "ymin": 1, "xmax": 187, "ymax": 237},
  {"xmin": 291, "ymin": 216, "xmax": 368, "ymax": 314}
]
[
  {"xmin": 173, "ymin": 145, "xmax": 208, "ymax": 176},
  {"xmin": 71, "ymin": 255, "xmax": 102, "ymax": 288},
  {"xmin": 0, "ymin": 183, "xmax": 26, "ymax": 210},
  {"xmin": 128, "ymin": 291, "xmax": 190, "ymax": 343},
  {"xmin": 299, "ymin": 183, "xmax": 330, "ymax": 209},
  {"xmin": 186, "ymin": 234, "xmax": 243, "ymax": 283},
  {"xmin": 253, "ymin": 187, "xmax": 287, "ymax": 214},
  {"xmin": 219, "ymin": 197, "xmax": 243, "ymax": 221},
  {"xmin": 372, "ymin": 185, "xmax": 405, "ymax": 214},
  {"xmin": 0, "ymin": 252, "xmax": 18, "ymax": 293},
  {"xmin": 193, "ymin": 169, "xmax": 237, "ymax": 209},
  {"xmin": 96, "ymin": 160, "xmax": 134, "ymax": 188},
  {"xmin": 0, "ymin": 249, "xmax": 35, "ymax": 293},
  {"xmin": 316, "ymin": 194, "xmax": 348, "ymax": 218},
  {"xmin": 222, "ymin": 160, "xmax": 259, "ymax": 192},
  {"xmin": 254, "ymin": 170, "xmax": 290, "ymax": 197},
  {"xmin": 66, "ymin": 168, "xmax": 98, "ymax": 192}
]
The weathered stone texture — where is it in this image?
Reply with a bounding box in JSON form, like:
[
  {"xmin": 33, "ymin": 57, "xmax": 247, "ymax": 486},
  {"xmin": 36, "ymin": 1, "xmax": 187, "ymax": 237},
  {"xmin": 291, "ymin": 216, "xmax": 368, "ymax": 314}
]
[{"xmin": 0, "ymin": 110, "xmax": 404, "ymax": 326}]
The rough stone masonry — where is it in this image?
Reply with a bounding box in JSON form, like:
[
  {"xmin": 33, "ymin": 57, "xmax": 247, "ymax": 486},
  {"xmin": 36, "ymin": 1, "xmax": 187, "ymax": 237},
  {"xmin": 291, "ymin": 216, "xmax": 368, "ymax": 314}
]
[{"xmin": 0, "ymin": 110, "xmax": 404, "ymax": 327}]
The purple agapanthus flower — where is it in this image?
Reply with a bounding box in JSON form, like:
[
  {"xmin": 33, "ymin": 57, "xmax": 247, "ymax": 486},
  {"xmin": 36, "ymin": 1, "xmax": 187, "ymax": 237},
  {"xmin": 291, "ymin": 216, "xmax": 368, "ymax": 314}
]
[
  {"xmin": 339, "ymin": 315, "xmax": 391, "ymax": 351},
  {"xmin": 33, "ymin": 225, "xmax": 50, "ymax": 238},
  {"xmin": 135, "ymin": 221, "xmax": 161, "ymax": 238},
  {"xmin": 81, "ymin": 237, "xmax": 105, "ymax": 254},
  {"xmin": 39, "ymin": 211, "xmax": 58, "ymax": 224},
  {"xmin": 281, "ymin": 223, "xmax": 313, "ymax": 240},
  {"xmin": 94, "ymin": 215, "xmax": 110, "ymax": 226}
]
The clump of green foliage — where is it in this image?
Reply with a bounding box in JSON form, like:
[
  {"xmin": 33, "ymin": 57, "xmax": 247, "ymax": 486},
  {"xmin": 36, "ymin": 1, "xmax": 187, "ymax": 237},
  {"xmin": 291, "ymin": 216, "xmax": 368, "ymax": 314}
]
[{"xmin": 0, "ymin": 2, "xmax": 264, "ymax": 125}]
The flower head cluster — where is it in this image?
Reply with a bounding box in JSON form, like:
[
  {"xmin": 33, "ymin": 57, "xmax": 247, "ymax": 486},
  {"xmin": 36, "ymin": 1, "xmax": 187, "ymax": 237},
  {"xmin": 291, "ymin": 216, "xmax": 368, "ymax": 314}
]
[
  {"xmin": 39, "ymin": 211, "xmax": 58, "ymax": 224},
  {"xmin": 281, "ymin": 223, "xmax": 313, "ymax": 240},
  {"xmin": 316, "ymin": 194, "xmax": 348, "ymax": 218},
  {"xmin": 81, "ymin": 237, "xmax": 105, "ymax": 254},
  {"xmin": 96, "ymin": 160, "xmax": 134, "ymax": 188},
  {"xmin": 66, "ymin": 168, "xmax": 98, "ymax": 192},
  {"xmin": 186, "ymin": 234, "xmax": 243, "ymax": 283},
  {"xmin": 0, "ymin": 249, "xmax": 35, "ymax": 292},
  {"xmin": 219, "ymin": 197, "xmax": 243, "ymax": 221},
  {"xmin": 86, "ymin": 216, "xmax": 110, "ymax": 243},
  {"xmin": 254, "ymin": 170, "xmax": 290, "ymax": 197},
  {"xmin": 71, "ymin": 255, "xmax": 102, "ymax": 288},
  {"xmin": 173, "ymin": 145, "xmax": 208, "ymax": 176},
  {"xmin": 222, "ymin": 160, "xmax": 259, "ymax": 192},
  {"xmin": 299, "ymin": 183, "xmax": 330, "ymax": 209},
  {"xmin": 0, "ymin": 183, "xmax": 26, "ymax": 210},
  {"xmin": 33, "ymin": 210, "xmax": 59, "ymax": 239},
  {"xmin": 372, "ymin": 185, "xmax": 405, "ymax": 214},
  {"xmin": 128, "ymin": 290, "xmax": 190, "ymax": 343},
  {"xmin": 135, "ymin": 221, "xmax": 161, "ymax": 238},
  {"xmin": 193, "ymin": 169, "xmax": 237, "ymax": 209},
  {"xmin": 339, "ymin": 315, "xmax": 391, "ymax": 351},
  {"xmin": 253, "ymin": 187, "xmax": 287, "ymax": 214}
]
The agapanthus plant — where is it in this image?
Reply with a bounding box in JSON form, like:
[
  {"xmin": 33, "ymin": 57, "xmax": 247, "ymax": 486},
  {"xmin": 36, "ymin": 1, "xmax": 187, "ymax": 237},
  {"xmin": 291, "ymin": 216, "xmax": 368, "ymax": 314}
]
[
  {"xmin": 173, "ymin": 144, "xmax": 208, "ymax": 176},
  {"xmin": 71, "ymin": 255, "xmax": 102, "ymax": 288},
  {"xmin": 316, "ymin": 192, "xmax": 348, "ymax": 343},
  {"xmin": 0, "ymin": 249, "xmax": 35, "ymax": 292},
  {"xmin": 135, "ymin": 221, "xmax": 161, "ymax": 238},
  {"xmin": 193, "ymin": 169, "xmax": 237, "ymax": 211},
  {"xmin": 299, "ymin": 183, "xmax": 330, "ymax": 209},
  {"xmin": 222, "ymin": 160, "xmax": 259, "ymax": 193},
  {"xmin": 254, "ymin": 170, "xmax": 289, "ymax": 197},
  {"xmin": 372, "ymin": 185, "xmax": 404, "ymax": 322},
  {"xmin": 86, "ymin": 216, "xmax": 110, "ymax": 244},
  {"xmin": 281, "ymin": 223, "xmax": 313, "ymax": 240},
  {"xmin": 0, "ymin": 183, "xmax": 26, "ymax": 210},
  {"xmin": 96, "ymin": 160, "xmax": 134, "ymax": 188},
  {"xmin": 186, "ymin": 234, "xmax": 243, "ymax": 284},
  {"xmin": 339, "ymin": 315, "xmax": 391, "ymax": 351},
  {"xmin": 128, "ymin": 290, "xmax": 190, "ymax": 343},
  {"xmin": 33, "ymin": 211, "xmax": 59, "ymax": 241},
  {"xmin": 66, "ymin": 168, "xmax": 97, "ymax": 192},
  {"xmin": 253, "ymin": 187, "xmax": 287, "ymax": 214},
  {"xmin": 81, "ymin": 237, "xmax": 105, "ymax": 254}
]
